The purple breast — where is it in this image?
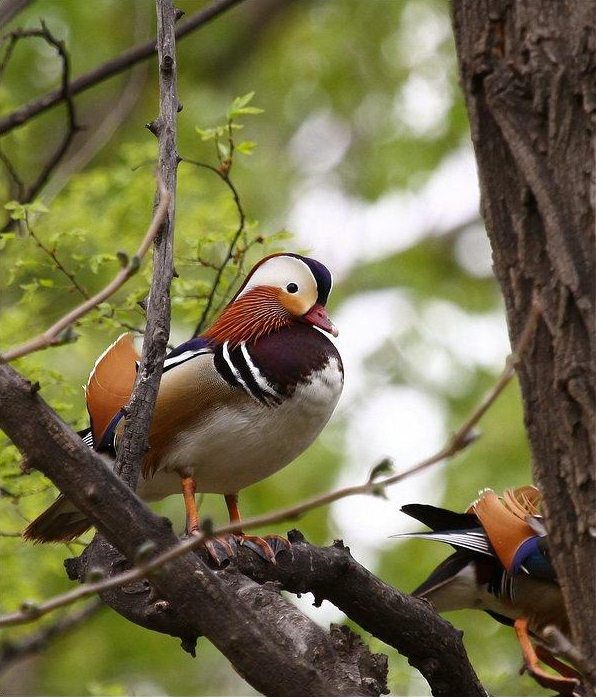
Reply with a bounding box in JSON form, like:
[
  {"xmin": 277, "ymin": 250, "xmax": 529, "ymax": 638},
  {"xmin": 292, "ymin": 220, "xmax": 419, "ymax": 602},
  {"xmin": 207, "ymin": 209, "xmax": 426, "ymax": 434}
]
[{"xmin": 249, "ymin": 323, "xmax": 343, "ymax": 396}]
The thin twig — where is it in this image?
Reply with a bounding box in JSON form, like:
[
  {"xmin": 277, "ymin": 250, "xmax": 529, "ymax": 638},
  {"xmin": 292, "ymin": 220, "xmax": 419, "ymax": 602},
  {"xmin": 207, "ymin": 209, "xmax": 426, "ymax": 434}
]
[
  {"xmin": 0, "ymin": 0, "xmax": 244, "ymax": 136},
  {"xmin": 0, "ymin": 184, "xmax": 171, "ymax": 362},
  {"xmin": 24, "ymin": 21, "xmax": 81, "ymax": 201},
  {"xmin": 0, "ymin": 599, "xmax": 102, "ymax": 674},
  {"xmin": 0, "ymin": 22, "xmax": 81, "ymax": 210},
  {"xmin": 0, "ymin": 301, "xmax": 540, "ymax": 627},
  {"xmin": 41, "ymin": 1, "xmax": 152, "ymax": 205},
  {"xmin": 181, "ymin": 157, "xmax": 247, "ymax": 336},
  {"xmin": 25, "ymin": 213, "xmax": 89, "ymax": 298}
]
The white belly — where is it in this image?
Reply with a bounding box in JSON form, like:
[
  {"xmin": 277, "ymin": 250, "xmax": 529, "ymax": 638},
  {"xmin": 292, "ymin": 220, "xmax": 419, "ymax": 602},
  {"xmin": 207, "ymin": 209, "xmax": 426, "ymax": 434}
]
[{"xmin": 136, "ymin": 358, "xmax": 343, "ymax": 499}]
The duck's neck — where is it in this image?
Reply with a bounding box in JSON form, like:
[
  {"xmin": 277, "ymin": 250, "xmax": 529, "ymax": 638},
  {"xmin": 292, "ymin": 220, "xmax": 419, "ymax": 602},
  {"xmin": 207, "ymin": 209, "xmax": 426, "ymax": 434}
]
[{"xmin": 204, "ymin": 286, "xmax": 294, "ymax": 347}]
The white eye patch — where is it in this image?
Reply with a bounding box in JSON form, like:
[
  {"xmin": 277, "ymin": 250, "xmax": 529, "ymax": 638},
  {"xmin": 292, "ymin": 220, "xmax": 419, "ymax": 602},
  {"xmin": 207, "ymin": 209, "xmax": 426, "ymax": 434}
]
[{"xmin": 237, "ymin": 255, "xmax": 317, "ymax": 300}]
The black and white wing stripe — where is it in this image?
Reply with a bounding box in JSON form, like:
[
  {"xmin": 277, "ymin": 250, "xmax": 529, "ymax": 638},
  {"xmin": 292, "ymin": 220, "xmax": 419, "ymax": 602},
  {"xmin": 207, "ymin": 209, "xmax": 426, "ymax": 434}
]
[
  {"xmin": 214, "ymin": 341, "xmax": 282, "ymax": 406},
  {"xmin": 395, "ymin": 529, "xmax": 494, "ymax": 557},
  {"xmin": 162, "ymin": 347, "xmax": 213, "ymax": 371},
  {"xmin": 81, "ymin": 429, "xmax": 95, "ymax": 448}
]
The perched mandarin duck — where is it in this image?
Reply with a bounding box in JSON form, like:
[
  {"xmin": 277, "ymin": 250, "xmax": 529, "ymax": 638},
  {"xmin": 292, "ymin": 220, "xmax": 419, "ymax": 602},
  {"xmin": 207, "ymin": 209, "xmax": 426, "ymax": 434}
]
[
  {"xmin": 24, "ymin": 253, "xmax": 344, "ymax": 560},
  {"xmin": 398, "ymin": 487, "xmax": 582, "ymax": 695}
]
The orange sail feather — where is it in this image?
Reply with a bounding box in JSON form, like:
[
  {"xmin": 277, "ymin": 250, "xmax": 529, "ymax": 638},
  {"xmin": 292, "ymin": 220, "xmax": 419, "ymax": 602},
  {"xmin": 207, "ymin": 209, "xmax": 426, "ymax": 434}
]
[{"xmin": 86, "ymin": 333, "xmax": 139, "ymax": 443}]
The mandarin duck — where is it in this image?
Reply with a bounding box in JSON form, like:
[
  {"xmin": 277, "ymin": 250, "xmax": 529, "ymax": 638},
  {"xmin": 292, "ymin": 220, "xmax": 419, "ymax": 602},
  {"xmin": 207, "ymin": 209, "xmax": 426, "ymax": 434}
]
[
  {"xmin": 398, "ymin": 486, "xmax": 582, "ymax": 695},
  {"xmin": 24, "ymin": 253, "xmax": 344, "ymax": 561}
]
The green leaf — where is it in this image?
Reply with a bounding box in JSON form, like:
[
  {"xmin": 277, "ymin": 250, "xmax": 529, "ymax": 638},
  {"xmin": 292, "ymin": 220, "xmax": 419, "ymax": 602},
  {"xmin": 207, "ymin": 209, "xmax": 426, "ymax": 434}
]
[
  {"xmin": 236, "ymin": 140, "xmax": 256, "ymax": 155},
  {"xmin": 195, "ymin": 126, "xmax": 216, "ymax": 141},
  {"xmin": 227, "ymin": 91, "xmax": 264, "ymax": 119},
  {"xmin": 0, "ymin": 232, "xmax": 15, "ymax": 250},
  {"xmin": 5, "ymin": 202, "xmax": 26, "ymax": 220}
]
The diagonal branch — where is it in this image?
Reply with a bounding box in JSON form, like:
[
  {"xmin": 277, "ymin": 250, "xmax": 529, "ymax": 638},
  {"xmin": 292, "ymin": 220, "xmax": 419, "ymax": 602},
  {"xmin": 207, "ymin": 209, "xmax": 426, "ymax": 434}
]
[
  {"xmin": 0, "ymin": 21, "xmax": 81, "ymax": 207},
  {"xmin": 0, "ymin": 0, "xmax": 244, "ymax": 136},
  {"xmin": 0, "ymin": 186, "xmax": 170, "ymax": 362},
  {"xmin": 0, "ymin": 359, "xmax": 388, "ymax": 696},
  {"xmin": 0, "ymin": 599, "xmax": 102, "ymax": 675}
]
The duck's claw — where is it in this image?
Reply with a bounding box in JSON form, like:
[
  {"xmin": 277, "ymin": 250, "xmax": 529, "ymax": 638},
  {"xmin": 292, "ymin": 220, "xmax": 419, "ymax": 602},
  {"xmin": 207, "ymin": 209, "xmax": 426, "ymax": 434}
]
[
  {"xmin": 263, "ymin": 534, "xmax": 292, "ymax": 557},
  {"xmin": 235, "ymin": 534, "xmax": 291, "ymax": 563},
  {"xmin": 520, "ymin": 661, "xmax": 581, "ymax": 696},
  {"xmin": 188, "ymin": 529, "xmax": 237, "ymax": 566}
]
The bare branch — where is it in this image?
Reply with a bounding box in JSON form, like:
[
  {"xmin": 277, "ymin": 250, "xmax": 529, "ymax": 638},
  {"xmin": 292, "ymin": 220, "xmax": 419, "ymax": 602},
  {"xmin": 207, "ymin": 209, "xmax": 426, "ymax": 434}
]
[
  {"xmin": 0, "ymin": 185, "xmax": 170, "ymax": 362},
  {"xmin": 180, "ymin": 156, "xmax": 248, "ymax": 336},
  {"xmin": 0, "ymin": 0, "xmax": 35, "ymax": 29},
  {"xmin": 0, "ymin": 600, "xmax": 102, "ymax": 675},
  {"xmin": 0, "ymin": 359, "xmax": 389, "ymax": 697},
  {"xmin": 65, "ymin": 532, "xmax": 484, "ymax": 697},
  {"xmin": 112, "ymin": 0, "xmax": 178, "ymax": 493},
  {"xmin": 0, "ymin": 21, "xmax": 81, "ymax": 207},
  {"xmin": 41, "ymin": 2, "xmax": 152, "ymax": 205},
  {"xmin": 0, "ymin": 0, "xmax": 244, "ymax": 136}
]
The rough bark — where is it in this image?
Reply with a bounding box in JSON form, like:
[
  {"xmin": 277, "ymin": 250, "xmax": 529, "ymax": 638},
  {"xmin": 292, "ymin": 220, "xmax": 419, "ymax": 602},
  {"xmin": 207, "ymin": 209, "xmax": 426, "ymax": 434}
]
[
  {"xmin": 67, "ymin": 530, "xmax": 484, "ymax": 697},
  {"xmin": 113, "ymin": 0, "xmax": 176, "ymax": 491},
  {"xmin": 451, "ymin": 1, "xmax": 596, "ymax": 688}
]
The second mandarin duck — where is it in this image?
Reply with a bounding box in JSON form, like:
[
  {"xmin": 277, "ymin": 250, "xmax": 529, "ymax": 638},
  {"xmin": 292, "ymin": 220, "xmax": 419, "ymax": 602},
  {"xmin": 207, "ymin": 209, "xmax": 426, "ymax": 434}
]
[{"xmin": 398, "ymin": 486, "xmax": 582, "ymax": 695}]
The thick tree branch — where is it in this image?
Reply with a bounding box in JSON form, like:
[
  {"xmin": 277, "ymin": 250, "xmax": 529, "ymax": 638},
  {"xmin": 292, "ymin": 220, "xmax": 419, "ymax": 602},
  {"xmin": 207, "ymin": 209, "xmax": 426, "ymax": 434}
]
[
  {"xmin": 0, "ymin": 361, "xmax": 388, "ymax": 697},
  {"xmin": 0, "ymin": 0, "xmax": 243, "ymax": 136},
  {"xmin": 0, "ymin": 314, "xmax": 537, "ymax": 629},
  {"xmin": 0, "ymin": 310, "xmax": 534, "ymax": 692},
  {"xmin": 66, "ymin": 531, "xmax": 485, "ymax": 697}
]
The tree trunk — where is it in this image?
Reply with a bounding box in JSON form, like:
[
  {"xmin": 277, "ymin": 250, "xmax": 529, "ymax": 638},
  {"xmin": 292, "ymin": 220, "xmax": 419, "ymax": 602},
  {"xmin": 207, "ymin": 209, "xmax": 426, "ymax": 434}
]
[{"xmin": 451, "ymin": 0, "xmax": 596, "ymax": 687}]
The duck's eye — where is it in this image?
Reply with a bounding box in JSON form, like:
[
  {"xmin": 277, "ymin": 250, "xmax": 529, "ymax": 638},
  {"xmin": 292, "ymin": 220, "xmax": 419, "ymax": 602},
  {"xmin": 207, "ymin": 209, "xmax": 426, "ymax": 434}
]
[{"xmin": 286, "ymin": 283, "xmax": 299, "ymax": 294}]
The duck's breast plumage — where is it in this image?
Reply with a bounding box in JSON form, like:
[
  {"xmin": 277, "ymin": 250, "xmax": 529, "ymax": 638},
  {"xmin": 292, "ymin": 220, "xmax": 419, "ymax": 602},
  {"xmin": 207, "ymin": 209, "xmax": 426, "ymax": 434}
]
[{"xmin": 136, "ymin": 324, "xmax": 343, "ymax": 499}]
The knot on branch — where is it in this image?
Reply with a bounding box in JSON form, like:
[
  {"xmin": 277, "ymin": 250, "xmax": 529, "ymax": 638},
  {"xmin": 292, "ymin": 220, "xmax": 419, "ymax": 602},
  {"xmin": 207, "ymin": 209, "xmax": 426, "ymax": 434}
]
[
  {"xmin": 145, "ymin": 119, "xmax": 162, "ymax": 137},
  {"xmin": 160, "ymin": 54, "xmax": 174, "ymax": 72}
]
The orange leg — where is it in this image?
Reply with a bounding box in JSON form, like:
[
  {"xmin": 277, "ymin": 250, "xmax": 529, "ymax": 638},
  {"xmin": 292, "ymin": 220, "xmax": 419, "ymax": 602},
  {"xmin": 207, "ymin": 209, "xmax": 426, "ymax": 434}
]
[
  {"xmin": 224, "ymin": 493, "xmax": 290, "ymax": 563},
  {"xmin": 181, "ymin": 476, "xmax": 234, "ymax": 563},
  {"xmin": 225, "ymin": 493, "xmax": 242, "ymax": 529},
  {"xmin": 514, "ymin": 618, "xmax": 580, "ymax": 695},
  {"xmin": 181, "ymin": 475, "xmax": 199, "ymax": 534}
]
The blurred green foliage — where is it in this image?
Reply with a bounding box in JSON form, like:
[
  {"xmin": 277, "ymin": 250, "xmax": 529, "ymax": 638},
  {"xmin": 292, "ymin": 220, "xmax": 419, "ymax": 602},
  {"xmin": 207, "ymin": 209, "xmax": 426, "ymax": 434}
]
[{"xmin": 1, "ymin": 1, "xmax": 543, "ymax": 695}]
